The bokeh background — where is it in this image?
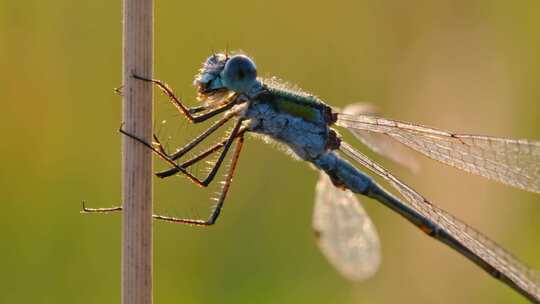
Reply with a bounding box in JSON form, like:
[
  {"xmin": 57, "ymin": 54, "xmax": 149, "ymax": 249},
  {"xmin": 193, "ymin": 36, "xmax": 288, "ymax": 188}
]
[{"xmin": 1, "ymin": 0, "xmax": 539, "ymax": 303}]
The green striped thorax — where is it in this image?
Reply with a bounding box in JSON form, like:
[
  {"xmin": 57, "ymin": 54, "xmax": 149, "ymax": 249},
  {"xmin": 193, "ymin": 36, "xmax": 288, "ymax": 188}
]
[{"xmin": 261, "ymin": 80, "xmax": 332, "ymax": 124}]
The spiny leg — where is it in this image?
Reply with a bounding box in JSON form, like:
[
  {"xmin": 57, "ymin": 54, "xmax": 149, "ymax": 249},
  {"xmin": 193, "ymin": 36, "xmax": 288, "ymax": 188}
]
[
  {"xmin": 151, "ymin": 118, "xmax": 246, "ymax": 185},
  {"xmin": 153, "ymin": 135, "xmax": 245, "ymax": 226},
  {"xmin": 81, "ymin": 127, "xmax": 246, "ymax": 214},
  {"xmin": 83, "ymin": 135, "xmax": 247, "ymax": 225},
  {"xmin": 120, "ymin": 118, "xmax": 244, "ymax": 187},
  {"xmin": 156, "ymin": 127, "xmax": 248, "ymax": 178},
  {"xmin": 132, "ymin": 74, "xmax": 239, "ymax": 123},
  {"xmin": 184, "ymin": 118, "xmax": 245, "ymax": 187},
  {"xmin": 118, "ymin": 125, "xmax": 203, "ymax": 186},
  {"xmin": 81, "ymin": 201, "xmax": 122, "ymax": 213},
  {"xmin": 156, "ymin": 110, "xmax": 237, "ymax": 163},
  {"xmin": 80, "ymin": 144, "xmax": 209, "ymax": 214}
]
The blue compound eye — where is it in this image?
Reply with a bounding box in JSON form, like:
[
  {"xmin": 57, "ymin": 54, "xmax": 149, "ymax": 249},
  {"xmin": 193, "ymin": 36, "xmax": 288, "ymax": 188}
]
[{"xmin": 221, "ymin": 55, "xmax": 257, "ymax": 93}]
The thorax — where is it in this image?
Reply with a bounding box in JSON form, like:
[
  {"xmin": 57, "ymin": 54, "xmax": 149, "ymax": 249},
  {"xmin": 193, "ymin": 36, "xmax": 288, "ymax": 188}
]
[{"xmin": 240, "ymin": 84, "xmax": 337, "ymax": 161}]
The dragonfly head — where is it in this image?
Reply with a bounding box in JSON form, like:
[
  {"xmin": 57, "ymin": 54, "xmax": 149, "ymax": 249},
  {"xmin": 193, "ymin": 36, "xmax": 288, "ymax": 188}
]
[{"xmin": 195, "ymin": 53, "xmax": 257, "ymax": 98}]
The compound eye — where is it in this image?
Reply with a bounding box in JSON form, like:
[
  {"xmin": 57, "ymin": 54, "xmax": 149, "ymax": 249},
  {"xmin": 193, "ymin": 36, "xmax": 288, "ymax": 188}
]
[{"xmin": 222, "ymin": 55, "xmax": 257, "ymax": 93}]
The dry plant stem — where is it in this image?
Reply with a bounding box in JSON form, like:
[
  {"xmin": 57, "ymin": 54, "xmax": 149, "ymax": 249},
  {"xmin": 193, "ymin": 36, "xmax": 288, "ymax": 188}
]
[{"xmin": 122, "ymin": 0, "xmax": 153, "ymax": 304}]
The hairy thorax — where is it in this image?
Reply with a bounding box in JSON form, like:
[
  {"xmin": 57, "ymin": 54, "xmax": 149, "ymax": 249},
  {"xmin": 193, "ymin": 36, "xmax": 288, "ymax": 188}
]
[{"xmin": 243, "ymin": 96, "xmax": 331, "ymax": 161}]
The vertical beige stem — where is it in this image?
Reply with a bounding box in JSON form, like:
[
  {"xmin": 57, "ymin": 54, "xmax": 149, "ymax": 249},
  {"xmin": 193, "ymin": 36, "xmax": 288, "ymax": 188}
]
[{"xmin": 122, "ymin": 0, "xmax": 153, "ymax": 303}]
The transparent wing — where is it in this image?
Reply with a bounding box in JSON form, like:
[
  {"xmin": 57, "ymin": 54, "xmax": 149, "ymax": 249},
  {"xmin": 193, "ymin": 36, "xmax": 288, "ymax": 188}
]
[
  {"xmin": 342, "ymin": 103, "xmax": 420, "ymax": 173},
  {"xmin": 337, "ymin": 114, "xmax": 540, "ymax": 193},
  {"xmin": 313, "ymin": 173, "xmax": 381, "ymax": 281},
  {"xmin": 340, "ymin": 142, "xmax": 540, "ymax": 299}
]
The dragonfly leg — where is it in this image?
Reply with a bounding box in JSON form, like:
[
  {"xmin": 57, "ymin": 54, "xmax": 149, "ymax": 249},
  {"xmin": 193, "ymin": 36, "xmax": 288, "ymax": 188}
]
[
  {"xmin": 156, "ymin": 127, "xmax": 247, "ymax": 178},
  {"xmin": 132, "ymin": 74, "xmax": 239, "ymax": 123},
  {"xmin": 154, "ymin": 110, "xmax": 236, "ymax": 163},
  {"xmin": 153, "ymin": 135, "xmax": 245, "ymax": 226},
  {"xmin": 118, "ymin": 124, "xmax": 203, "ymax": 186},
  {"xmin": 114, "ymin": 86, "xmax": 124, "ymax": 96},
  {"xmin": 80, "ymin": 201, "xmax": 123, "ymax": 214},
  {"xmin": 120, "ymin": 118, "xmax": 244, "ymax": 187},
  {"xmin": 83, "ymin": 135, "xmax": 246, "ymax": 225},
  {"xmin": 81, "ymin": 128, "xmax": 247, "ymax": 214}
]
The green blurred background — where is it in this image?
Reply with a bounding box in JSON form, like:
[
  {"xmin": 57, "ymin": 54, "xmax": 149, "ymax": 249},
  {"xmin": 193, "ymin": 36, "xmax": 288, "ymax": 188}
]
[{"xmin": 1, "ymin": 0, "xmax": 539, "ymax": 303}]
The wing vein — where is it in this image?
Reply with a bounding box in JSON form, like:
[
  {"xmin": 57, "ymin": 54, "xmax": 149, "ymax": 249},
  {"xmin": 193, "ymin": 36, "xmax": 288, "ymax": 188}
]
[
  {"xmin": 339, "ymin": 142, "xmax": 540, "ymax": 301},
  {"xmin": 337, "ymin": 114, "xmax": 540, "ymax": 193}
]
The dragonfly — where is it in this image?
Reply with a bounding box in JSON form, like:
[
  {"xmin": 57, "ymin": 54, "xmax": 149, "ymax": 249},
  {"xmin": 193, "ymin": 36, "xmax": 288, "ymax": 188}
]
[{"xmin": 84, "ymin": 52, "xmax": 540, "ymax": 302}]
